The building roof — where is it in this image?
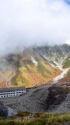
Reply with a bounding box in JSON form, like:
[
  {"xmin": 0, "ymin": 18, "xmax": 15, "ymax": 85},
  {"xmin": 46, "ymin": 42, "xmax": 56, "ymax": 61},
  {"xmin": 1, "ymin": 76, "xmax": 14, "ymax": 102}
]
[{"xmin": 0, "ymin": 86, "xmax": 26, "ymax": 93}]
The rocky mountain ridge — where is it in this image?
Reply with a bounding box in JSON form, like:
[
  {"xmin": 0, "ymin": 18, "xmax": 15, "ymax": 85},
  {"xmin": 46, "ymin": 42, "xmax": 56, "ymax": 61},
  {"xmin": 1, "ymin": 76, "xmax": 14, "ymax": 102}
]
[{"xmin": 0, "ymin": 44, "xmax": 70, "ymax": 88}]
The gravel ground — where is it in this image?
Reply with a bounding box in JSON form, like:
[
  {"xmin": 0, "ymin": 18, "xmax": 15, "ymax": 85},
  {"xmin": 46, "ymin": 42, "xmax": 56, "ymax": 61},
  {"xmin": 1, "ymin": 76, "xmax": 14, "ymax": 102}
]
[
  {"xmin": 0, "ymin": 84, "xmax": 50, "ymax": 112},
  {"xmin": 0, "ymin": 84, "xmax": 70, "ymax": 113}
]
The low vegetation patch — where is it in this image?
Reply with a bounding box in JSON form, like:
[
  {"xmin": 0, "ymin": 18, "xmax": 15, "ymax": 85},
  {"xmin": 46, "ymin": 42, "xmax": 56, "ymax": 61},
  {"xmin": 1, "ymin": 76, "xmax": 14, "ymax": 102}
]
[{"xmin": 0, "ymin": 112, "xmax": 70, "ymax": 125}]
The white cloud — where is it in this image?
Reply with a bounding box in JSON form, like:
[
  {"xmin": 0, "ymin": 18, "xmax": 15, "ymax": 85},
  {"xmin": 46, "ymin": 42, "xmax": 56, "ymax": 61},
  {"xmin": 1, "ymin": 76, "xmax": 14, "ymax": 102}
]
[
  {"xmin": 0, "ymin": 0, "xmax": 70, "ymax": 54},
  {"xmin": 65, "ymin": 40, "xmax": 70, "ymax": 45}
]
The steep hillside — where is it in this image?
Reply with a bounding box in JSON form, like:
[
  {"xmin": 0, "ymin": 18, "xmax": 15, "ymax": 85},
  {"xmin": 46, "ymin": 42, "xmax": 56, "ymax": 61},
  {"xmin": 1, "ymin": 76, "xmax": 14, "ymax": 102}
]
[
  {"xmin": 0, "ymin": 54, "xmax": 60, "ymax": 88},
  {"xmin": 56, "ymin": 69, "xmax": 70, "ymax": 86},
  {"xmin": 0, "ymin": 44, "xmax": 70, "ymax": 88},
  {"xmin": 63, "ymin": 56, "xmax": 70, "ymax": 68}
]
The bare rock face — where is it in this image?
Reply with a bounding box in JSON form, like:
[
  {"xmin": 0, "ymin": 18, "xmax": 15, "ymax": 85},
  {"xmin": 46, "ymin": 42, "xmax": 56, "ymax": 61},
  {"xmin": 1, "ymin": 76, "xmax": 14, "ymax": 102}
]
[
  {"xmin": 0, "ymin": 106, "xmax": 17, "ymax": 117},
  {"xmin": 46, "ymin": 86, "xmax": 69, "ymax": 110},
  {"xmin": 7, "ymin": 107, "xmax": 17, "ymax": 116}
]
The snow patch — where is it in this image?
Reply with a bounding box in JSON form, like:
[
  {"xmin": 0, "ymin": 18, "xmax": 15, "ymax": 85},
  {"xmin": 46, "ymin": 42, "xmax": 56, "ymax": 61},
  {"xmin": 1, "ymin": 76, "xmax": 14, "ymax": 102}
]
[
  {"xmin": 52, "ymin": 68, "xmax": 70, "ymax": 84},
  {"xmin": 31, "ymin": 57, "xmax": 38, "ymax": 65}
]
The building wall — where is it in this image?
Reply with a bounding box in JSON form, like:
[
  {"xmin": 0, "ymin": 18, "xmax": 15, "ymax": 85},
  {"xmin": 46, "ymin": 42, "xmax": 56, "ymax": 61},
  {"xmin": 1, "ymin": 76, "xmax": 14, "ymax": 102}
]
[{"xmin": 0, "ymin": 90, "xmax": 26, "ymax": 98}]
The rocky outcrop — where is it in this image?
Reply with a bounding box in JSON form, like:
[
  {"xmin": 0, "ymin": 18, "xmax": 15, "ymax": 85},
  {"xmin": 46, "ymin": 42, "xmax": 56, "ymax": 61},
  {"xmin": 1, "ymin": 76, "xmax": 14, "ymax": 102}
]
[{"xmin": 0, "ymin": 106, "xmax": 17, "ymax": 116}]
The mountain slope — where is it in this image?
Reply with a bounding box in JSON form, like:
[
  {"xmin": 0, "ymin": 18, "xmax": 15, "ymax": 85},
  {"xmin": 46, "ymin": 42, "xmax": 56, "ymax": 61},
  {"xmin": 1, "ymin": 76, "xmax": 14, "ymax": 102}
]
[
  {"xmin": 0, "ymin": 44, "xmax": 70, "ymax": 88},
  {"xmin": 6, "ymin": 52, "xmax": 61, "ymax": 87},
  {"xmin": 63, "ymin": 56, "xmax": 70, "ymax": 68}
]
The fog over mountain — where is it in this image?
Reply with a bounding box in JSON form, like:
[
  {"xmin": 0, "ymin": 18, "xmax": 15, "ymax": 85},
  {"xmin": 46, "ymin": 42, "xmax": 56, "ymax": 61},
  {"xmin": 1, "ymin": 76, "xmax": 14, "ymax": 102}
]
[{"xmin": 0, "ymin": 0, "xmax": 70, "ymax": 54}]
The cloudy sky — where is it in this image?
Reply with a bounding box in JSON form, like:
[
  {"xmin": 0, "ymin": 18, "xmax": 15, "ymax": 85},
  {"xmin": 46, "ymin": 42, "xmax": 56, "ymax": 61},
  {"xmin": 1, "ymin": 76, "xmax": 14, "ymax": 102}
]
[{"xmin": 0, "ymin": 0, "xmax": 70, "ymax": 54}]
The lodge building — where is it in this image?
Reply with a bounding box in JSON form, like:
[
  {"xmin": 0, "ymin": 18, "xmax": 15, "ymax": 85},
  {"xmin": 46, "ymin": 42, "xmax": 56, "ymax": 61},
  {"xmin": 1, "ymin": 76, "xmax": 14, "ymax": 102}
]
[{"xmin": 0, "ymin": 87, "xmax": 26, "ymax": 98}]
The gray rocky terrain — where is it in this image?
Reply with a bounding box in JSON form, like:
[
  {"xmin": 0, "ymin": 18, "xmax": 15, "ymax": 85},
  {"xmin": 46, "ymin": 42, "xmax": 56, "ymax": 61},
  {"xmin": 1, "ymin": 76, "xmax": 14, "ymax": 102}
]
[{"xmin": 0, "ymin": 83, "xmax": 70, "ymax": 113}]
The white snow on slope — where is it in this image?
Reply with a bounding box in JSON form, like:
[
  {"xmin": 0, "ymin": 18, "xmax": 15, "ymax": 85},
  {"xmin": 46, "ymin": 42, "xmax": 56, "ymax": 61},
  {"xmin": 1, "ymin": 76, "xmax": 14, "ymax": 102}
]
[
  {"xmin": 52, "ymin": 68, "xmax": 70, "ymax": 84},
  {"xmin": 31, "ymin": 57, "xmax": 38, "ymax": 65}
]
